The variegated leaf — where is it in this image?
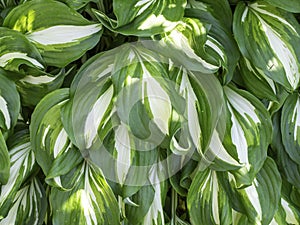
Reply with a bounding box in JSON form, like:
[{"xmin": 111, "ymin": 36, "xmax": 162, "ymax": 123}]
[
  {"xmin": 185, "ymin": 1, "xmax": 240, "ymax": 83},
  {"xmin": 147, "ymin": 17, "xmax": 220, "ymax": 74},
  {"xmin": 113, "ymin": 43, "xmax": 172, "ymax": 140},
  {"xmin": 125, "ymin": 166, "xmax": 167, "ymax": 225},
  {"xmin": 0, "ymin": 27, "xmax": 44, "ymax": 74},
  {"xmin": 0, "ymin": 128, "xmax": 36, "ymax": 218},
  {"xmin": 16, "ymin": 68, "xmax": 66, "ymax": 107},
  {"xmin": 176, "ymin": 68, "xmax": 224, "ymax": 157},
  {"xmin": 0, "ymin": 72, "xmax": 20, "ymax": 132},
  {"xmin": 238, "ymin": 57, "xmax": 281, "ymax": 102},
  {"xmin": 233, "ymin": 1, "xmax": 300, "ymax": 91},
  {"xmin": 3, "ymin": 0, "xmax": 102, "ymax": 67},
  {"xmin": 50, "ymin": 161, "xmax": 120, "ymax": 225},
  {"xmin": 187, "ymin": 168, "xmax": 232, "ymax": 225},
  {"xmin": 188, "ymin": 0, "xmax": 232, "ymax": 30},
  {"xmin": 30, "ymin": 88, "xmax": 82, "ymax": 189},
  {"xmin": 0, "ymin": 177, "xmax": 47, "ymax": 225},
  {"xmin": 271, "ymin": 111, "xmax": 300, "ymax": 189},
  {"xmin": 227, "ymin": 157, "xmax": 281, "ymax": 225},
  {"xmin": 0, "ymin": 130, "xmax": 9, "ymax": 185},
  {"xmin": 209, "ymin": 85, "xmax": 272, "ymax": 187},
  {"xmin": 93, "ymin": 0, "xmax": 186, "ymax": 36},
  {"xmin": 281, "ymin": 93, "xmax": 300, "ymax": 165},
  {"xmin": 271, "ymin": 197, "xmax": 300, "ymax": 225}
]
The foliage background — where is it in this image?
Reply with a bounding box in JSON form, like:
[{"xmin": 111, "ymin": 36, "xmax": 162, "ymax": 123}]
[{"xmin": 0, "ymin": 0, "xmax": 300, "ymax": 224}]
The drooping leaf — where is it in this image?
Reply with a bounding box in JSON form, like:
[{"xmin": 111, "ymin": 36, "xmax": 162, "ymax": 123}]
[
  {"xmin": 238, "ymin": 57, "xmax": 283, "ymax": 102},
  {"xmin": 209, "ymin": 85, "xmax": 272, "ymax": 187},
  {"xmin": 226, "ymin": 157, "xmax": 282, "ymax": 225},
  {"xmin": 281, "ymin": 93, "xmax": 300, "ymax": 165},
  {"xmin": 0, "ymin": 177, "xmax": 47, "ymax": 225},
  {"xmin": 50, "ymin": 161, "xmax": 120, "ymax": 225},
  {"xmin": 16, "ymin": 68, "xmax": 66, "ymax": 107},
  {"xmin": 0, "ymin": 27, "xmax": 44, "ymax": 74},
  {"xmin": 233, "ymin": 1, "xmax": 300, "ymax": 91},
  {"xmin": 3, "ymin": 0, "xmax": 102, "ymax": 67},
  {"xmin": 187, "ymin": 168, "xmax": 232, "ymax": 225},
  {"xmin": 30, "ymin": 88, "xmax": 83, "ymax": 189},
  {"xmin": 185, "ymin": 5, "xmax": 240, "ymax": 83},
  {"xmin": 0, "ymin": 73, "xmax": 20, "ymax": 132},
  {"xmin": 0, "ymin": 128, "xmax": 36, "ymax": 218},
  {"xmin": 93, "ymin": 0, "xmax": 186, "ymax": 36},
  {"xmin": 146, "ymin": 18, "xmax": 220, "ymax": 74},
  {"xmin": 125, "ymin": 166, "xmax": 167, "ymax": 225},
  {"xmin": 271, "ymin": 110, "xmax": 300, "ymax": 189},
  {"xmin": 175, "ymin": 68, "xmax": 224, "ymax": 157},
  {"xmin": 271, "ymin": 197, "xmax": 300, "ymax": 225}
]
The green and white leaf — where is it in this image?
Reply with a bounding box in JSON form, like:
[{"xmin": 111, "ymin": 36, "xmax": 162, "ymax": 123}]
[
  {"xmin": 0, "ymin": 177, "xmax": 47, "ymax": 225},
  {"xmin": 0, "ymin": 73, "xmax": 20, "ymax": 131},
  {"xmin": 187, "ymin": 168, "xmax": 232, "ymax": 225},
  {"xmin": 0, "ymin": 27, "xmax": 44, "ymax": 74},
  {"xmin": 176, "ymin": 68, "xmax": 224, "ymax": 157},
  {"xmin": 0, "ymin": 130, "xmax": 9, "ymax": 185},
  {"xmin": 281, "ymin": 93, "xmax": 300, "ymax": 165},
  {"xmin": 113, "ymin": 44, "xmax": 172, "ymax": 140},
  {"xmin": 30, "ymin": 88, "xmax": 82, "ymax": 189},
  {"xmin": 185, "ymin": 4, "xmax": 240, "ymax": 83},
  {"xmin": 93, "ymin": 0, "xmax": 186, "ymax": 36},
  {"xmin": 188, "ymin": 0, "xmax": 233, "ymax": 30},
  {"xmin": 125, "ymin": 166, "xmax": 167, "ymax": 225},
  {"xmin": 16, "ymin": 68, "xmax": 66, "ymax": 107},
  {"xmin": 238, "ymin": 56, "xmax": 281, "ymax": 102},
  {"xmin": 271, "ymin": 197, "xmax": 300, "ymax": 225},
  {"xmin": 0, "ymin": 128, "xmax": 36, "ymax": 218},
  {"xmin": 271, "ymin": 111, "xmax": 300, "ymax": 189},
  {"xmin": 228, "ymin": 157, "xmax": 282, "ymax": 225},
  {"xmin": 148, "ymin": 17, "xmax": 220, "ymax": 74},
  {"xmin": 233, "ymin": 1, "xmax": 300, "ymax": 91},
  {"xmin": 210, "ymin": 86, "xmax": 272, "ymax": 186},
  {"xmin": 3, "ymin": 0, "xmax": 102, "ymax": 67},
  {"xmin": 50, "ymin": 161, "xmax": 120, "ymax": 225}
]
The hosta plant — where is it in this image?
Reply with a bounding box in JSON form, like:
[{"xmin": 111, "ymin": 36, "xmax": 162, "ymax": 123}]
[{"xmin": 0, "ymin": 0, "xmax": 300, "ymax": 224}]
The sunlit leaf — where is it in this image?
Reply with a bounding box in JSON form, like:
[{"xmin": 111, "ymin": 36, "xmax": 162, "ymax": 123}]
[
  {"xmin": 0, "ymin": 177, "xmax": 47, "ymax": 225},
  {"xmin": 233, "ymin": 1, "xmax": 300, "ymax": 91},
  {"xmin": 93, "ymin": 0, "xmax": 186, "ymax": 36},
  {"xmin": 187, "ymin": 168, "xmax": 232, "ymax": 225},
  {"xmin": 0, "ymin": 128, "xmax": 36, "ymax": 218},
  {"xmin": 4, "ymin": 0, "xmax": 102, "ymax": 67},
  {"xmin": 0, "ymin": 27, "xmax": 44, "ymax": 74},
  {"xmin": 50, "ymin": 161, "xmax": 119, "ymax": 225}
]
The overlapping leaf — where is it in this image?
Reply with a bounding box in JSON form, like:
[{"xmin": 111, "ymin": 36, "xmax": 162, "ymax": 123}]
[
  {"xmin": 0, "ymin": 27, "xmax": 44, "ymax": 74},
  {"xmin": 0, "ymin": 72, "xmax": 20, "ymax": 132},
  {"xmin": 16, "ymin": 68, "xmax": 66, "ymax": 107},
  {"xmin": 0, "ymin": 177, "xmax": 47, "ymax": 225},
  {"xmin": 281, "ymin": 93, "xmax": 300, "ymax": 165},
  {"xmin": 208, "ymin": 85, "xmax": 272, "ymax": 187},
  {"xmin": 185, "ymin": 0, "xmax": 240, "ymax": 83},
  {"xmin": 50, "ymin": 161, "xmax": 119, "ymax": 225},
  {"xmin": 0, "ymin": 128, "xmax": 36, "ymax": 218},
  {"xmin": 263, "ymin": 0, "xmax": 300, "ymax": 13},
  {"xmin": 225, "ymin": 157, "xmax": 282, "ymax": 225},
  {"xmin": 30, "ymin": 88, "xmax": 83, "ymax": 189},
  {"xmin": 233, "ymin": 1, "xmax": 300, "ymax": 91},
  {"xmin": 3, "ymin": 0, "xmax": 102, "ymax": 67},
  {"xmin": 187, "ymin": 168, "xmax": 232, "ymax": 225},
  {"xmin": 93, "ymin": 0, "xmax": 186, "ymax": 36}
]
